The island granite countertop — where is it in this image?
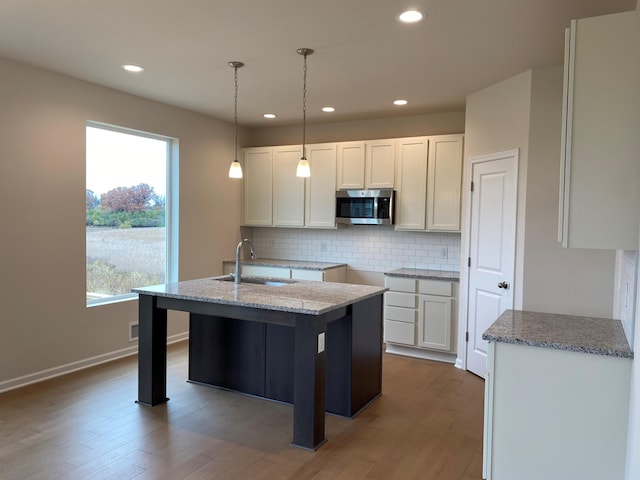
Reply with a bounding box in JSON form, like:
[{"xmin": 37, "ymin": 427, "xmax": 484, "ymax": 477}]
[
  {"xmin": 385, "ymin": 268, "xmax": 460, "ymax": 282},
  {"xmin": 134, "ymin": 276, "xmax": 386, "ymax": 316},
  {"xmin": 483, "ymin": 309, "xmax": 633, "ymax": 358},
  {"xmin": 223, "ymin": 258, "xmax": 347, "ymax": 271}
]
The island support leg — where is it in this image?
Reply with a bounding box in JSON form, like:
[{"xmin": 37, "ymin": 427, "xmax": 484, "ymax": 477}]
[
  {"xmin": 292, "ymin": 315, "xmax": 327, "ymax": 450},
  {"xmin": 136, "ymin": 294, "xmax": 168, "ymax": 406}
]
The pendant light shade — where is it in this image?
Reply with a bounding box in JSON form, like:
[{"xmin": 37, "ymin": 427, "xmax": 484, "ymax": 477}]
[
  {"xmin": 296, "ymin": 48, "xmax": 313, "ymax": 178},
  {"xmin": 228, "ymin": 61, "xmax": 244, "ymax": 179}
]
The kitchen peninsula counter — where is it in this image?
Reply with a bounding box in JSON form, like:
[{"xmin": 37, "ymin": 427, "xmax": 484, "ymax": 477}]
[
  {"xmin": 133, "ymin": 277, "xmax": 386, "ymax": 450},
  {"xmin": 482, "ymin": 310, "xmax": 632, "ymax": 479}
]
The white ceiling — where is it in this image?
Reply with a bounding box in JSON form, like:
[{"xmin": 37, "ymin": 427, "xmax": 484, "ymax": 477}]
[{"xmin": 0, "ymin": 0, "xmax": 635, "ymax": 127}]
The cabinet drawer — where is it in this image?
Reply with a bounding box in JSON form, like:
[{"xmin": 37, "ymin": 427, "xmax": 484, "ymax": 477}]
[
  {"xmin": 418, "ymin": 279, "xmax": 452, "ymax": 296},
  {"xmin": 385, "ymin": 276, "xmax": 417, "ymax": 293},
  {"xmin": 384, "ymin": 320, "xmax": 416, "ymax": 345},
  {"xmin": 385, "ymin": 305, "xmax": 417, "ymax": 324},
  {"xmin": 385, "ymin": 291, "xmax": 417, "ymax": 308}
]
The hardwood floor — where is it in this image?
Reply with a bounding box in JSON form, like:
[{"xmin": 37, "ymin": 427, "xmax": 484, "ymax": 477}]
[{"xmin": 0, "ymin": 342, "xmax": 485, "ymax": 479}]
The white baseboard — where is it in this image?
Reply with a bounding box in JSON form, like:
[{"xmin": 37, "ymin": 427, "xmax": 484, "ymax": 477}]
[
  {"xmin": 454, "ymin": 357, "xmax": 465, "ymax": 370},
  {"xmin": 0, "ymin": 332, "xmax": 189, "ymax": 394},
  {"xmin": 385, "ymin": 343, "xmax": 456, "ymax": 364}
]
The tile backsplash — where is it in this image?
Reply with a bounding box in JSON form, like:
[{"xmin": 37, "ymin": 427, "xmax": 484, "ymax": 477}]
[{"xmin": 247, "ymin": 226, "xmax": 461, "ymax": 272}]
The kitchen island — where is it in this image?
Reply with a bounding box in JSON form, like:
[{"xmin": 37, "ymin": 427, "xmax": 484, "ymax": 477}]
[{"xmin": 133, "ymin": 276, "xmax": 386, "ymax": 450}]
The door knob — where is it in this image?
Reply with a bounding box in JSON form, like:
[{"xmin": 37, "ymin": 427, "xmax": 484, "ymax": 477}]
[{"xmin": 497, "ymin": 281, "xmax": 509, "ymax": 289}]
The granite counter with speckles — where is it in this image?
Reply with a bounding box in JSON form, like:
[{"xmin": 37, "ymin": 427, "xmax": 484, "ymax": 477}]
[
  {"xmin": 483, "ymin": 309, "xmax": 633, "ymax": 358},
  {"xmin": 384, "ymin": 268, "xmax": 460, "ymax": 282},
  {"xmin": 133, "ymin": 276, "xmax": 386, "ymax": 316}
]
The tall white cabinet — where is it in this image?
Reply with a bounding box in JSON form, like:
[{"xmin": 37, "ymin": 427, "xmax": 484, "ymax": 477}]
[
  {"xmin": 395, "ymin": 134, "xmax": 463, "ymax": 232},
  {"xmin": 558, "ymin": 10, "xmax": 640, "ymax": 249},
  {"xmin": 243, "ymin": 147, "xmax": 273, "ymax": 226}
]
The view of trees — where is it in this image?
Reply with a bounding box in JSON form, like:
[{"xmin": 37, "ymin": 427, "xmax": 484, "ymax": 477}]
[{"xmin": 86, "ymin": 183, "xmax": 165, "ymax": 228}]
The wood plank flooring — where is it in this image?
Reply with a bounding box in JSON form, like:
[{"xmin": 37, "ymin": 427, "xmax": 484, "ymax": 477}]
[{"xmin": 0, "ymin": 342, "xmax": 485, "ymax": 479}]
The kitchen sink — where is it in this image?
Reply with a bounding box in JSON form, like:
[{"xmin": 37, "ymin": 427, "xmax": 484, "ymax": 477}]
[{"xmin": 215, "ymin": 275, "xmax": 297, "ymax": 287}]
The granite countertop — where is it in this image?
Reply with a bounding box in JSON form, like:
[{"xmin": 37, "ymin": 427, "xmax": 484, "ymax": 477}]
[
  {"xmin": 133, "ymin": 276, "xmax": 386, "ymax": 316},
  {"xmin": 385, "ymin": 268, "xmax": 460, "ymax": 282},
  {"xmin": 223, "ymin": 258, "xmax": 347, "ymax": 271},
  {"xmin": 483, "ymin": 309, "xmax": 633, "ymax": 358}
]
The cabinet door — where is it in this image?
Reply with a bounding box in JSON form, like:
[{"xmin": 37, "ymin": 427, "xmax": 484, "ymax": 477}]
[
  {"xmin": 366, "ymin": 139, "xmax": 395, "ymax": 189},
  {"xmin": 559, "ymin": 12, "xmax": 640, "ymax": 249},
  {"xmin": 336, "ymin": 142, "xmax": 365, "ymax": 189},
  {"xmin": 305, "ymin": 143, "xmax": 337, "ymax": 228},
  {"xmin": 418, "ymin": 294, "xmax": 452, "ymax": 351},
  {"xmin": 273, "ymin": 145, "xmax": 304, "ymax": 227},
  {"xmin": 395, "ymin": 137, "xmax": 428, "ymax": 230},
  {"xmin": 243, "ymin": 147, "xmax": 273, "ymax": 226},
  {"xmin": 427, "ymin": 135, "xmax": 463, "ymax": 231}
]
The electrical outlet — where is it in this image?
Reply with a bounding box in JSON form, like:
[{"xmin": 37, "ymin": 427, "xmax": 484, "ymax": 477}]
[
  {"xmin": 440, "ymin": 247, "xmax": 448, "ymax": 259},
  {"xmin": 320, "ymin": 241, "xmax": 327, "ymax": 252}
]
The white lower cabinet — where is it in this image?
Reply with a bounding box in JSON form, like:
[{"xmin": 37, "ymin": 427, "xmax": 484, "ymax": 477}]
[
  {"xmin": 224, "ymin": 263, "xmax": 346, "ymax": 283},
  {"xmin": 483, "ymin": 341, "xmax": 631, "ymax": 480},
  {"xmin": 384, "ymin": 276, "xmax": 456, "ymax": 359}
]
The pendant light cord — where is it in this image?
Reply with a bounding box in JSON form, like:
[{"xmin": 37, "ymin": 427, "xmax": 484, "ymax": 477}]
[
  {"xmin": 301, "ymin": 51, "xmax": 308, "ymax": 160},
  {"xmin": 234, "ymin": 65, "xmax": 239, "ymax": 162}
]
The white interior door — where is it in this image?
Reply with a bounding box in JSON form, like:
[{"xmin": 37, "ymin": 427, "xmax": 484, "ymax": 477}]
[{"xmin": 466, "ymin": 150, "xmax": 518, "ymax": 378}]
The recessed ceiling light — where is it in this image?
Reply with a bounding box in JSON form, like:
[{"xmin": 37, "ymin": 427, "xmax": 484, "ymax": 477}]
[
  {"xmin": 397, "ymin": 9, "xmax": 426, "ymax": 23},
  {"xmin": 121, "ymin": 64, "xmax": 145, "ymax": 73},
  {"xmin": 394, "ymin": 99, "xmax": 408, "ymax": 106},
  {"xmin": 263, "ymin": 113, "xmax": 277, "ymax": 119},
  {"xmin": 322, "ymin": 107, "xmax": 335, "ymax": 113}
]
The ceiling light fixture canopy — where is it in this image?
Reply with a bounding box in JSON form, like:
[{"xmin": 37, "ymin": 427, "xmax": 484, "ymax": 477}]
[
  {"xmin": 228, "ymin": 61, "xmax": 244, "ymax": 179},
  {"xmin": 296, "ymin": 48, "xmax": 313, "ymax": 178}
]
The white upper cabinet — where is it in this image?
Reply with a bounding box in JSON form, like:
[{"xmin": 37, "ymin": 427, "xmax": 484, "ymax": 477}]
[
  {"xmin": 395, "ymin": 137, "xmax": 428, "ymax": 230},
  {"xmin": 337, "ymin": 140, "xmax": 395, "ymax": 190},
  {"xmin": 427, "ymin": 135, "xmax": 463, "ymax": 231},
  {"xmin": 366, "ymin": 139, "xmax": 396, "ymax": 189},
  {"xmin": 243, "ymin": 134, "xmax": 462, "ymax": 231},
  {"xmin": 559, "ymin": 11, "xmax": 640, "ymax": 249},
  {"xmin": 273, "ymin": 145, "xmax": 305, "ymax": 227},
  {"xmin": 243, "ymin": 147, "xmax": 273, "ymax": 226},
  {"xmin": 305, "ymin": 143, "xmax": 337, "ymax": 228},
  {"xmin": 336, "ymin": 142, "xmax": 366, "ymax": 189}
]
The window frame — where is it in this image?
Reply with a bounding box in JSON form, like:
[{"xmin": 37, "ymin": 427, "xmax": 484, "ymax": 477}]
[{"xmin": 85, "ymin": 121, "xmax": 179, "ymax": 307}]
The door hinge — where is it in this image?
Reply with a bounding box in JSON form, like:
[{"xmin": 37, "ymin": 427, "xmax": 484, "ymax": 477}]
[
  {"xmin": 468, "ymin": 257, "xmax": 471, "ymax": 268},
  {"xmin": 466, "ymin": 332, "xmax": 469, "ymax": 342},
  {"xmin": 470, "ymin": 181, "xmax": 474, "ymax": 192}
]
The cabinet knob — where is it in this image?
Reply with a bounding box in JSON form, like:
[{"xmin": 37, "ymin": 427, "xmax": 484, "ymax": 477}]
[{"xmin": 497, "ymin": 281, "xmax": 509, "ymax": 289}]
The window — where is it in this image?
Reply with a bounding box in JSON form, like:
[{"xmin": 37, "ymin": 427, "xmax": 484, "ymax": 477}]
[{"xmin": 86, "ymin": 122, "xmax": 178, "ymax": 306}]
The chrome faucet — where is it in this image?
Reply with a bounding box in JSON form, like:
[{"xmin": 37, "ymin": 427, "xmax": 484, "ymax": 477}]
[{"xmin": 234, "ymin": 238, "xmax": 255, "ymax": 285}]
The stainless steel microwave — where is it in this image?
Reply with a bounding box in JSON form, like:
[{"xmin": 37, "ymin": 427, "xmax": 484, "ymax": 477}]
[{"xmin": 335, "ymin": 189, "xmax": 394, "ymax": 225}]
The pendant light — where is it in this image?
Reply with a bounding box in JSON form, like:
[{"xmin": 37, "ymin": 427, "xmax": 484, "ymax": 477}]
[
  {"xmin": 296, "ymin": 48, "xmax": 313, "ymax": 178},
  {"xmin": 228, "ymin": 61, "xmax": 244, "ymax": 179}
]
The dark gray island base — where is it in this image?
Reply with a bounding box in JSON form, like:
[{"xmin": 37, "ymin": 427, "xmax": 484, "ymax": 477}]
[{"xmin": 134, "ymin": 277, "xmax": 386, "ymax": 450}]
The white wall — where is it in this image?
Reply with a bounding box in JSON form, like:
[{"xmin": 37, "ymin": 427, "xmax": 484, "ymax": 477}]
[
  {"xmin": 523, "ymin": 67, "xmax": 616, "ymax": 317},
  {"xmin": 458, "ymin": 66, "xmax": 617, "ymax": 367},
  {"xmin": 0, "ymin": 57, "xmax": 244, "ymax": 389},
  {"xmin": 250, "ymin": 111, "xmax": 465, "ymax": 146}
]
